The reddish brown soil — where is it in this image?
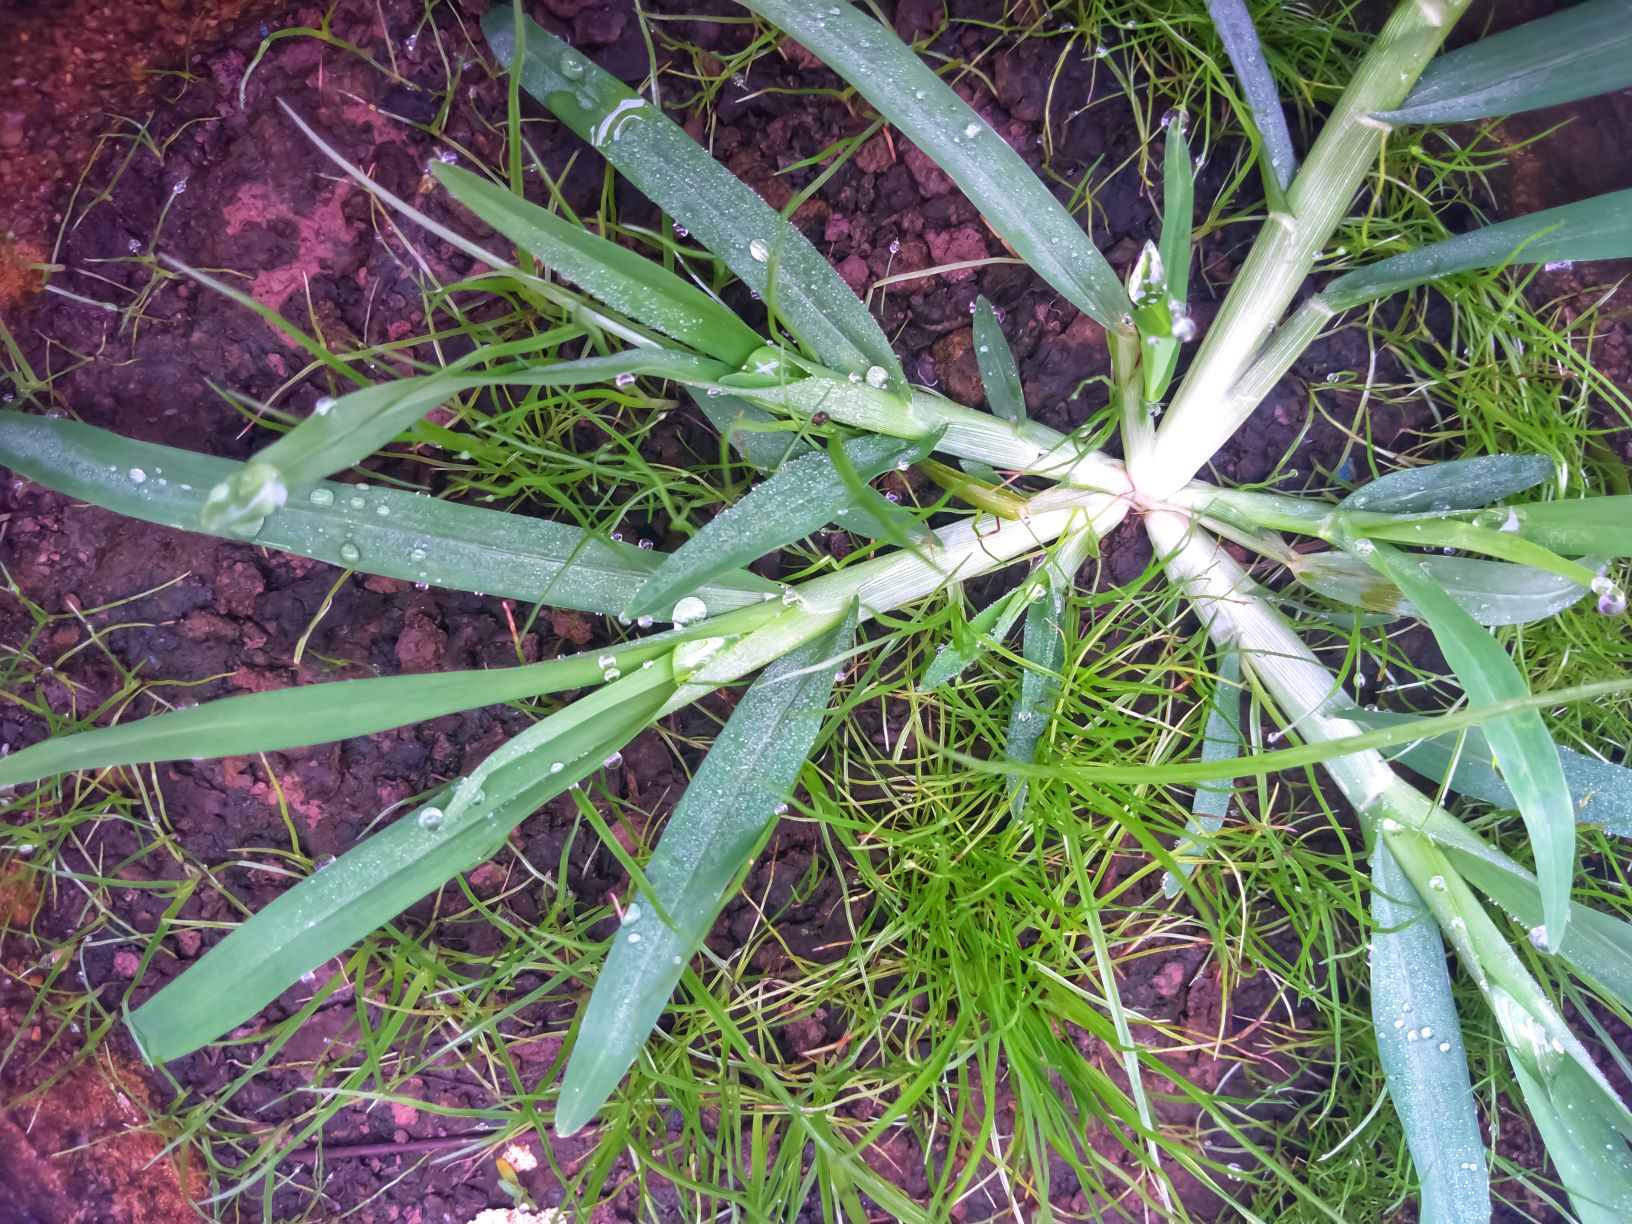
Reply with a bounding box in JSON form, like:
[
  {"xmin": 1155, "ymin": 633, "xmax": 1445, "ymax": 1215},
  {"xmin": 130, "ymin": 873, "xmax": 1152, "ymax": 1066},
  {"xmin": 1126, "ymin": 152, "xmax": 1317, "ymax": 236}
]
[{"xmin": 0, "ymin": 1, "xmax": 1628, "ymax": 1222}]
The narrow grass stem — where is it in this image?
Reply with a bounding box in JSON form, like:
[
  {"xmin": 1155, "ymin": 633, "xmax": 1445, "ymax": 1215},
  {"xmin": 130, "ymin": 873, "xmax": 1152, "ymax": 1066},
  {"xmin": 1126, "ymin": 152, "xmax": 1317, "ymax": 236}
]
[{"xmin": 1139, "ymin": 0, "xmax": 1473, "ymax": 497}]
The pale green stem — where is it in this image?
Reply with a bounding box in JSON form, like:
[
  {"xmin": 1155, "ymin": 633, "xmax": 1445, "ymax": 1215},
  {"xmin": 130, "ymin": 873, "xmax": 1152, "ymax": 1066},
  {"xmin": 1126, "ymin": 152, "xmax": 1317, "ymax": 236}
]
[
  {"xmin": 665, "ymin": 491, "xmax": 1129, "ymax": 709},
  {"xmin": 1138, "ymin": 0, "xmax": 1472, "ymax": 498}
]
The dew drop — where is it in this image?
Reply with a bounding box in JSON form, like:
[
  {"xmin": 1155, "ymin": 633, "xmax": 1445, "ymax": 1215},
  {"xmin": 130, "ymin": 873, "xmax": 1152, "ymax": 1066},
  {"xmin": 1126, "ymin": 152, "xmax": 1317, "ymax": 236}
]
[
  {"xmin": 409, "ymin": 547, "xmax": 427, "ymax": 563},
  {"xmin": 749, "ymin": 239, "xmax": 770, "ymax": 263},
  {"xmin": 627, "ymin": 931, "xmax": 642, "ymax": 944},
  {"xmin": 559, "ymin": 56, "xmax": 586, "ymax": 80},
  {"xmin": 549, "ymin": 762, "xmax": 564, "ymax": 775},
  {"xmin": 339, "ymin": 541, "xmax": 361, "ymax": 564},
  {"xmin": 309, "ymin": 487, "xmax": 335, "ymax": 507},
  {"xmin": 129, "ymin": 467, "xmax": 147, "ymax": 484},
  {"xmin": 603, "ymin": 750, "xmax": 624, "ymax": 770},
  {"xmin": 417, "ymin": 807, "xmax": 445, "ymax": 831},
  {"xmin": 963, "ymin": 122, "xmax": 980, "ymax": 138},
  {"xmin": 672, "ymin": 595, "xmax": 708, "ymax": 625},
  {"xmin": 614, "ymin": 372, "xmax": 636, "ymax": 388},
  {"xmin": 864, "ymin": 365, "xmax": 889, "ymax": 389},
  {"xmin": 313, "ymin": 396, "xmax": 336, "ymax": 416}
]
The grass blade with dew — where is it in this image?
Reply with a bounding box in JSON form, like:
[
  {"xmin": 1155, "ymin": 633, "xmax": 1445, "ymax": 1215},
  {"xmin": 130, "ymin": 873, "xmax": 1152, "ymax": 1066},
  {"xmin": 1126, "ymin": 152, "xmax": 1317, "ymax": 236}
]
[
  {"xmin": 1205, "ymin": 0, "xmax": 1298, "ymax": 195},
  {"xmin": 1162, "ymin": 650, "xmax": 1244, "ymax": 897},
  {"xmin": 553, "ymin": 604, "xmax": 856, "ymax": 1135},
  {"xmin": 482, "ymin": 6, "xmax": 901, "ymax": 385},
  {"xmin": 129, "ymin": 656, "xmax": 678, "ymax": 1062},
  {"xmin": 1288, "ymin": 551, "xmax": 1589, "ymax": 626},
  {"xmin": 1365, "ymin": 541, "xmax": 1575, "ymax": 943},
  {"xmin": 1334, "ymin": 708, "xmax": 1632, "ymax": 839},
  {"xmin": 199, "ymin": 351, "xmax": 732, "ymax": 536},
  {"xmin": 971, "ymin": 296, "xmax": 1025, "ymax": 423},
  {"xmin": 1338, "ymin": 454, "xmax": 1555, "ymax": 513},
  {"xmin": 736, "ymin": 0, "xmax": 1131, "ymax": 332},
  {"xmin": 1441, "ymin": 847, "xmax": 1632, "ymax": 1009},
  {"xmin": 1004, "ymin": 523, "xmax": 1097, "ymax": 816},
  {"xmin": 626, "ymin": 432, "xmax": 936, "ymax": 621},
  {"xmin": 0, "ymin": 412, "xmax": 780, "ymax": 615},
  {"xmin": 1378, "ymin": 0, "xmax": 1632, "ymax": 127},
  {"xmin": 1324, "ymin": 191, "xmax": 1632, "ymax": 312},
  {"xmin": 0, "ymin": 625, "xmax": 745, "ymax": 788},
  {"xmin": 1367, "ymin": 838, "xmax": 1489, "ymax": 1223},
  {"xmin": 431, "ymin": 162, "xmax": 764, "ymax": 366},
  {"xmin": 1389, "ymin": 831, "xmax": 1632, "ymax": 1223}
]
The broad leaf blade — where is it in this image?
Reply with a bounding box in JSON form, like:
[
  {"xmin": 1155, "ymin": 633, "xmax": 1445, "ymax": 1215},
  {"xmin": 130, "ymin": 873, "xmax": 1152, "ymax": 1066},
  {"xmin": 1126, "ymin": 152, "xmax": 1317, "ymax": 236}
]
[
  {"xmin": 1162, "ymin": 650, "xmax": 1243, "ymax": 896},
  {"xmin": 433, "ymin": 162, "xmax": 763, "ymax": 366},
  {"xmin": 1338, "ymin": 708, "xmax": 1632, "ymax": 840},
  {"xmin": 1508, "ymin": 1059, "xmax": 1632, "ymax": 1224},
  {"xmin": 1325, "ymin": 192, "xmax": 1632, "ymax": 310},
  {"xmin": 1445, "ymin": 848, "xmax": 1632, "ymax": 1009},
  {"xmin": 1292, "ymin": 551, "xmax": 1588, "ymax": 626},
  {"xmin": 1339, "ymin": 454, "xmax": 1554, "ymax": 513},
  {"xmin": 972, "ymin": 297, "xmax": 1025, "ymax": 423},
  {"xmin": 1205, "ymin": 0, "xmax": 1297, "ymax": 191},
  {"xmin": 0, "ymin": 413, "xmax": 780, "ymax": 614},
  {"xmin": 735, "ymin": 0, "xmax": 1130, "ymax": 330},
  {"xmin": 129, "ymin": 659, "xmax": 677, "ymax": 1062},
  {"xmin": 554, "ymin": 606, "xmax": 856, "ymax": 1135},
  {"xmin": 1365, "ymin": 542, "xmax": 1575, "ymax": 941},
  {"xmin": 1159, "ymin": 124, "xmax": 1195, "ymax": 308},
  {"xmin": 483, "ymin": 7, "xmax": 900, "ymax": 382},
  {"xmin": 0, "ymin": 638, "xmax": 687, "ymax": 788},
  {"xmin": 1369, "ymin": 840, "xmax": 1490, "ymax": 1223},
  {"xmin": 1502, "ymin": 497, "xmax": 1632, "ymax": 558},
  {"xmin": 1380, "ymin": 0, "xmax": 1632, "ymax": 126},
  {"xmin": 627, "ymin": 433, "xmax": 931, "ymax": 620}
]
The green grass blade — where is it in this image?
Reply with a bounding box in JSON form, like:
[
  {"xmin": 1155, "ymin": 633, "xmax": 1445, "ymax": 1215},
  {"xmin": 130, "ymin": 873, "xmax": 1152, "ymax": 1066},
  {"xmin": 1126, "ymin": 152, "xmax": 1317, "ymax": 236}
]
[
  {"xmin": 736, "ymin": 0, "xmax": 1131, "ymax": 331},
  {"xmin": 482, "ymin": 7, "xmax": 899, "ymax": 383},
  {"xmin": 1339, "ymin": 454, "xmax": 1554, "ymax": 512},
  {"xmin": 627, "ymin": 433, "xmax": 931, "ymax": 620},
  {"xmin": 972, "ymin": 297, "xmax": 1025, "ymax": 423},
  {"xmin": 554, "ymin": 605, "xmax": 856, "ymax": 1135},
  {"xmin": 1160, "ymin": 125, "xmax": 1195, "ymax": 308},
  {"xmin": 919, "ymin": 581, "xmax": 1032, "ymax": 691},
  {"xmin": 1379, "ymin": 0, "xmax": 1632, "ymax": 126},
  {"xmin": 202, "ymin": 352, "xmax": 731, "ymax": 535},
  {"xmin": 1365, "ymin": 542, "xmax": 1575, "ymax": 942},
  {"xmin": 1502, "ymin": 496, "xmax": 1632, "ymax": 558},
  {"xmin": 1369, "ymin": 840, "xmax": 1489, "ymax": 1223},
  {"xmin": 129, "ymin": 658, "xmax": 678, "ymax": 1063},
  {"xmin": 1205, "ymin": 0, "xmax": 1298, "ymax": 191},
  {"xmin": 0, "ymin": 636, "xmax": 690, "ymax": 788},
  {"xmin": 1162, "ymin": 650, "xmax": 1244, "ymax": 897},
  {"xmin": 0, "ymin": 412, "xmax": 780, "ymax": 614},
  {"xmin": 1291, "ymin": 551, "xmax": 1588, "ymax": 626},
  {"xmin": 1004, "ymin": 525, "xmax": 1097, "ymax": 815},
  {"xmin": 432, "ymin": 162, "xmax": 763, "ymax": 366},
  {"xmin": 1325, "ymin": 191, "xmax": 1632, "ymax": 311}
]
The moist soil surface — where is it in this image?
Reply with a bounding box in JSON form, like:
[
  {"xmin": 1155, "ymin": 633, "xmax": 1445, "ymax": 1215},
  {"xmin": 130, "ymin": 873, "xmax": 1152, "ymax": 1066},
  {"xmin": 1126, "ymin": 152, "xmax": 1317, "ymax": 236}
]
[{"xmin": 1, "ymin": 1, "xmax": 1629, "ymax": 1222}]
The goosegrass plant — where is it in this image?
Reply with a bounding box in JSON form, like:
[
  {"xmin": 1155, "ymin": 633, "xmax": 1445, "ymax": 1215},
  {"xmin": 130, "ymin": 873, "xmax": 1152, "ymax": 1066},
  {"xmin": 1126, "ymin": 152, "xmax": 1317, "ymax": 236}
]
[{"xmin": 6, "ymin": 0, "xmax": 1632, "ymax": 1218}]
